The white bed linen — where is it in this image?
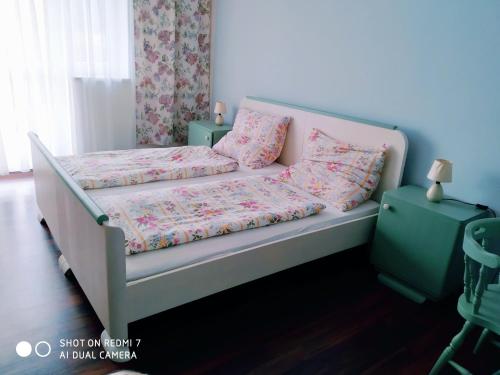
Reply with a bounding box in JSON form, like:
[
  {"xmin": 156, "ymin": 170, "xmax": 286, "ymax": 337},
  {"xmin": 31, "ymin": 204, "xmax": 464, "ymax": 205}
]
[{"xmin": 88, "ymin": 163, "xmax": 379, "ymax": 281}]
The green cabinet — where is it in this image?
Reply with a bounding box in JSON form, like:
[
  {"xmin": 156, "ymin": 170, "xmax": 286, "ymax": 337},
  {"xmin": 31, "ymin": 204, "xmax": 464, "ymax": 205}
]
[
  {"xmin": 188, "ymin": 120, "xmax": 232, "ymax": 147},
  {"xmin": 371, "ymin": 185, "xmax": 489, "ymax": 303}
]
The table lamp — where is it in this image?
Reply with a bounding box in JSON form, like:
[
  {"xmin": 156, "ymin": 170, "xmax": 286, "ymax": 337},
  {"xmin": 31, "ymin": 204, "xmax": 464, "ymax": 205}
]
[
  {"xmin": 426, "ymin": 159, "xmax": 453, "ymax": 202},
  {"xmin": 214, "ymin": 101, "xmax": 227, "ymax": 126}
]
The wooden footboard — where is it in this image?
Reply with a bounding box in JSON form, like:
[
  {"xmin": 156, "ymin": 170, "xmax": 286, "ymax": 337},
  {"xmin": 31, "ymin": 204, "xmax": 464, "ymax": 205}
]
[{"xmin": 28, "ymin": 132, "xmax": 128, "ymax": 343}]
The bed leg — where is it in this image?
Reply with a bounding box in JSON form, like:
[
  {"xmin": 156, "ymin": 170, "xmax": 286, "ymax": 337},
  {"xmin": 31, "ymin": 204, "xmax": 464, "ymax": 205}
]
[
  {"xmin": 101, "ymin": 329, "xmax": 131, "ymax": 363},
  {"xmin": 36, "ymin": 210, "xmax": 46, "ymax": 226},
  {"xmin": 58, "ymin": 254, "xmax": 71, "ymax": 276}
]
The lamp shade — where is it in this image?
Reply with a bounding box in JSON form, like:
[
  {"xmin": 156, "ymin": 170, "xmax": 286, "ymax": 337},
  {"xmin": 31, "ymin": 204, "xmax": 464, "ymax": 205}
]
[
  {"xmin": 427, "ymin": 159, "xmax": 453, "ymax": 183},
  {"xmin": 213, "ymin": 101, "xmax": 227, "ymax": 114}
]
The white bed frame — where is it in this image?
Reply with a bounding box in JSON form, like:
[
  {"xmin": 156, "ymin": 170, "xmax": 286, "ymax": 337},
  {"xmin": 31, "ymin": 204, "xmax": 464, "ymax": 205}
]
[{"xmin": 29, "ymin": 97, "xmax": 408, "ymax": 361}]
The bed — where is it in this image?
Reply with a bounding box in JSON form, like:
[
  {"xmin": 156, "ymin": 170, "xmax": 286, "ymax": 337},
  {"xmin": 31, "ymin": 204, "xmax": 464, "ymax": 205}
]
[{"xmin": 29, "ymin": 97, "xmax": 408, "ymax": 362}]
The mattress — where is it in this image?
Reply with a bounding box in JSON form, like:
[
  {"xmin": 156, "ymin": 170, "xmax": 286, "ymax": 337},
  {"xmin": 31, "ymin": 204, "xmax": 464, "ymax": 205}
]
[{"xmin": 88, "ymin": 163, "xmax": 379, "ymax": 281}]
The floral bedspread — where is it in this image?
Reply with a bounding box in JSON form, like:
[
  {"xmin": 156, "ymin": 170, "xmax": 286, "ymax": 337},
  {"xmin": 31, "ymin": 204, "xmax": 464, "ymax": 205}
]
[
  {"xmin": 57, "ymin": 146, "xmax": 239, "ymax": 189},
  {"xmin": 94, "ymin": 176, "xmax": 326, "ymax": 255}
]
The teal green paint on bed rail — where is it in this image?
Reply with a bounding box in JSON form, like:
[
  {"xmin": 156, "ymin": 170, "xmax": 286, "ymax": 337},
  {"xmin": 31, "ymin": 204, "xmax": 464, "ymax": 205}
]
[
  {"xmin": 27, "ymin": 132, "xmax": 109, "ymax": 225},
  {"xmin": 247, "ymin": 96, "xmax": 398, "ymax": 130}
]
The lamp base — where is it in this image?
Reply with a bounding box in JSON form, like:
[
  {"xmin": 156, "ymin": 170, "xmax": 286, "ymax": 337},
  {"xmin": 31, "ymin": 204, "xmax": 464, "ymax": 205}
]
[
  {"xmin": 215, "ymin": 114, "xmax": 224, "ymax": 126},
  {"xmin": 426, "ymin": 182, "xmax": 443, "ymax": 202}
]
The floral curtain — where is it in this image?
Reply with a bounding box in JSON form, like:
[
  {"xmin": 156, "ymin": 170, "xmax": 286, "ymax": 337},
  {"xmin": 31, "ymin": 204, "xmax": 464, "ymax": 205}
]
[{"xmin": 134, "ymin": 0, "xmax": 211, "ymax": 145}]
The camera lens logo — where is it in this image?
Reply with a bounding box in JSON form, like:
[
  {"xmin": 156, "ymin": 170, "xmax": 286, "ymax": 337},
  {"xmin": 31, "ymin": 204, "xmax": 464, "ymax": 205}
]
[
  {"xmin": 16, "ymin": 341, "xmax": 51, "ymax": 358},
  {"xmin": 16, "ymin": 341, "xmax": 32, "ymax": 357},
  {"xmin": 35, "ymin": 341, "xmax": 51, "ymax": 357}
]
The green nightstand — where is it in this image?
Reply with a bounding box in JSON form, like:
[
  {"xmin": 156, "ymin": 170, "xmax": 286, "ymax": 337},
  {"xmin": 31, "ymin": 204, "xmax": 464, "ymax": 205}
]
[
  {"xmin": 370, "ymin": 185, "xmax": 490, "ymax": 303},
  {"xmin": 188, "ymin": 120, "xmax": 232, "ymax": 147}
]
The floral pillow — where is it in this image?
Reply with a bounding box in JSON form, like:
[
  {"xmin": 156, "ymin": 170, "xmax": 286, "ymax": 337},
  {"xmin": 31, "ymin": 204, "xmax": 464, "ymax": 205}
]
[
  {"xmin": 213, "ymin": 108, "xmax": 291, "ymax": 169},
  {"xmin": 279, "ymin": 128, "xmax": 388, "ymax": 211}
]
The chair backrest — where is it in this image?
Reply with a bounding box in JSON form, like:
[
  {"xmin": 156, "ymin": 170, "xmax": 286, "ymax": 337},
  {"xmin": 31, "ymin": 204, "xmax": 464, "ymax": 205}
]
[{"xmin": 463, "ymin": 218, "xmax": 500, "ymax": 312}]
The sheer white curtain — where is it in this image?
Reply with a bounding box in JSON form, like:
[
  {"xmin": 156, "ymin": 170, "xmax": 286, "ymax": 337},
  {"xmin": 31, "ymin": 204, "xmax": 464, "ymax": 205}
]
[{"xmin": 0, "ymin": 0, "xmax": 135, "ymax": 175}]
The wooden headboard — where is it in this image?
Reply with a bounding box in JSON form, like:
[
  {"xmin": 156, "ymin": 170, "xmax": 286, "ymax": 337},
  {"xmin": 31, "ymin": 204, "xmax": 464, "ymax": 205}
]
[{"xmin": 240, "ymin": 97, "xmax": 408, "ymax": 203}]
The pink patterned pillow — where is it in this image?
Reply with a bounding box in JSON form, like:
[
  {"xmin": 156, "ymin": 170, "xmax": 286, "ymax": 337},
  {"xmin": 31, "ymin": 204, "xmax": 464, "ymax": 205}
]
[
  {"xmin": 279, "ymin": 128, "xmax": 388, "ymax": 211},
  {"xmin": 213, "ymin": 108, "xmax": 290, "ymax": 169}
]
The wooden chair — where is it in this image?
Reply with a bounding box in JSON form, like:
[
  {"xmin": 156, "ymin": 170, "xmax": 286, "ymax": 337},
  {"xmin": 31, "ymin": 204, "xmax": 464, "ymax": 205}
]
[{"xmin": 430, "ymin": 218, "xmax": 500, "ymax": 375}]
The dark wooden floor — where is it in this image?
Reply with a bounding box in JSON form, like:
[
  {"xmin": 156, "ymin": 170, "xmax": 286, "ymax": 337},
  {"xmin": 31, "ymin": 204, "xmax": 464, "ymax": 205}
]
[{"xmin": 0, "ymin": 174, "xmax": 498, "ymax": 375}]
